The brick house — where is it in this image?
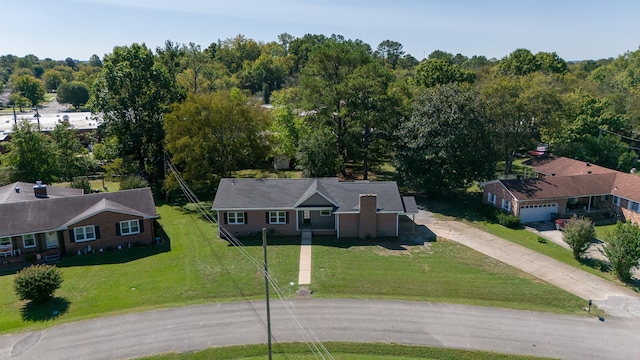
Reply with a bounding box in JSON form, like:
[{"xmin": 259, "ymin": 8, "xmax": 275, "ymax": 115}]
[
  {"xmin": 0, "ymin": 182, "xmax": 158, "ymax": 265},
  {"xmin": 482, "ymin": 157, "xmax": 640, "ymax": 223},
  {"xmin": 211, "ymin": 178, "xmax": 418, "ymax": 239}
]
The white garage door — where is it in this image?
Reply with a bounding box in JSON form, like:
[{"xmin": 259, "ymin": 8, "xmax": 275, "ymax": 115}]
[{"xmin": 519, "ymin": 203, "xmax": 558, "ymax": 223}]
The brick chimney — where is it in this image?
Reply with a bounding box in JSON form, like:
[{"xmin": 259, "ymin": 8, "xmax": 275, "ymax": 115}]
[
  {"xmin": 33, "ymin": 181, "xmax": 48, "ymax": 198},
  {"xmin": 358, "ymin": 194, "xmax": 377, "ymax": 239}
]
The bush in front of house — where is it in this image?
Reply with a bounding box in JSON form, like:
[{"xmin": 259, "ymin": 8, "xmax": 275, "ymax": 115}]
[
  {"xmin": 496, "ymin": 212, "xmax": 521, "ymax": 229},
  {"xmin": 563, "ymin": 216, "xmax": 595, "ymax": 259},
  {"xmin": 14, "ymin": 264, "xmax": 63, "ymax": 303},
  {"xmin": 477, "ymin": 203, "xmax": 500, "ymax": 221}
]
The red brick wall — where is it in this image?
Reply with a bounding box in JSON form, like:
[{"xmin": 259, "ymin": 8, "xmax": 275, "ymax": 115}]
[
  {"xmin": 483, "ymin": 182, "xmax": 515, "ymax": 215},
  {"xmin": 377, "ymin": 213, "xmax": 398, "ymax": 237},
  {"xmin": 63, "ymin": 212, "xmax": 154, "ymax": 255},
  {"xmin": 220, "ymin": 210, "xmax": 298, "ymax": 237}
]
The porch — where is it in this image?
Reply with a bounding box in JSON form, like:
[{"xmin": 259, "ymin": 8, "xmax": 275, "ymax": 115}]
[
  {"xmin": 296, "ymin": 208, "xmax": 336, "ymax": 233},
  {"xmin": 563, "ymin": 195, "xmax": 613, "ymax": 218}
]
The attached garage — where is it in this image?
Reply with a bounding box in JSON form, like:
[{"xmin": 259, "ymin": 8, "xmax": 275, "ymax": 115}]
[{"xmin": 518, "ymin": 203, "xmax": 558, "ymax": 223}]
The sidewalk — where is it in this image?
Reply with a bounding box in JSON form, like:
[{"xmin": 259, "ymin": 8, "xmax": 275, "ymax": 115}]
[{"xmin": 414, "ymin": 210, "xmax": 640, "ymax": 318}]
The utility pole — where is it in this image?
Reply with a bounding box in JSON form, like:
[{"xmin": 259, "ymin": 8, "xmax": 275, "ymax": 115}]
[{"xmin": 262, "ymin": 228, "xmax": 273, "ymax": 360}]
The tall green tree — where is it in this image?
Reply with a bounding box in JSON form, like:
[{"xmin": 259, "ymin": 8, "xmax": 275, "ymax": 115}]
[
  {"xmin": 57, "ymin": 81, "xmax": 89, "ymax": 109},
  {"xmin": 51, "ymin": 121, "xmax": 86, "ymax": 182},
  {"xmin": 563, "ymin": 216, "xmax": 595, "ymax": 259},
  {"xmin": 12, "ymin": 74, "xmax": 45, "ymax": 108},
  {"xmin": 164, "ymin": 90, "xmax": 270, "ymax": 185},
  {"xmin": 90, "ymin": 43, "xmax": 178, "ymax": 185},
  {"xmin": 298, "ymin": 37, "xmax": 373, "ymax": 172},
  {"xmin": 482, "ymin": 73, "xmax": 561, "ymax": 174},
  {"xmin": 394, "ymin": 84, "xmax": 496, "ymax": 196},
  {"xmin": 413, "ymin": 58, "xmax": 475, "ymax": 88},
  {"xmin": 3, "ymin": 121, "xmax": 59, "ymax": 183},
  {"xmin": 495, "ymin": 48, "xmax": 540, "ymax": 76},
  {"xmin": 374, "ymin": 40, "xmax": 404, "ymax": 69},
  {"xmin": 297, "ymin": 125, "xmax": 341, "ymax": 177}
]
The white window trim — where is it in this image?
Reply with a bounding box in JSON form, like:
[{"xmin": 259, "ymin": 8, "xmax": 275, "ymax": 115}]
[
  {"xmin": 227, "ymin": 212, "xmax": 245, "ymax": 225},
  {"xmin": 74, "ymin": 226, "xmax": 96, "ymax": 242},
  {"xmin": 320, "ymin": 210, "xmax": 332, "ymax": 216},
  {"xmin": 22, "ymin": 234, "xmax": 37, "ymax": 248},
  {"xmin": 613, "ymin": 196, "xmax": 621, "ymax": 206},
  {"xmin": 269, "ymin": 211, "xmax": 287, "ymax": 224},
  {"xmin": 488, "ymin": 192, "xmax": 496, "ymax": 205},
  {"xmin": 501, "ymin": 199, "xmax": 511, "ymax": 212},
  {"xmin": 120, "ymin": 220, "xmax": 140, "ymax": 236}
]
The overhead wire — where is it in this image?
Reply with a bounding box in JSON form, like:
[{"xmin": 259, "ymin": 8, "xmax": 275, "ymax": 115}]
[{"xmin": 164, "ymin": 153, "xmax": 334, "ymax": 360}]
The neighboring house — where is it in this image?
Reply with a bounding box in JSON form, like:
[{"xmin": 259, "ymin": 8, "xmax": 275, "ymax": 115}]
[
  {"xmin": 0, "ymin": 182, "xmax": 158, "ymax": 266},
  {"xmin": 211, "ymin": 178, "xmax": 418, "ymax": 239},
  {"xmin": 482, "ymin": 157, "xmax": 640, "ymax": 223}
]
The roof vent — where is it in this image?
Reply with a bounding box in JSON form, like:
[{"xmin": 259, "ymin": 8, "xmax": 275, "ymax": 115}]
[
  {"xmin": 551, "ymin": 173, "xmax": 555, "ymax": 176},
  {"xmin": 586, "ymin": 162, "xmax": 591, "ymax": 166},
  {"xmin": 15, "ymin": 186, "xmax": 20, "ymax": 193},
  {"xmin": 588, "ymin": 170, "xmax": 592, "ymax": 174}
]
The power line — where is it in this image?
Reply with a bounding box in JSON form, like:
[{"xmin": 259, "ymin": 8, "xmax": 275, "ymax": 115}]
[{"xmin": 165, "ymin": 153, "xmax": 334, "ymax": 360}]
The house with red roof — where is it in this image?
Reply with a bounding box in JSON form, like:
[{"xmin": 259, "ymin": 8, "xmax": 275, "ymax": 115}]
[{"xmin": 482, "ymin": 157, "xmax": 640, "ymax": 223}]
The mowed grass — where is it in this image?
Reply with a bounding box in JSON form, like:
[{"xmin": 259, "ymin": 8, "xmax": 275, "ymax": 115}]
[
  {"xmin": 138, "ymin": 342, "xmax": 550, "ymax": 360},
  {"xmin": 311, "ymin": 237, "xmax": 591, "ymax": 314}
]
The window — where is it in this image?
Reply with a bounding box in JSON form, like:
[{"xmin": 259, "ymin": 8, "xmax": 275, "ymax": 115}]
[
  {"xmin": 22, "ymin": 234, "xmax": 36, "ymax": 248},
  {"xmin": 487, "ymin": 192, "xmax": 496, "ymax": 205},
  {"xmin": 320, "ymin": 210, "xmax": 332, "ymax": 216},
  {"xmin": 0, "ymin": 237, "xmax": 10, "ymax": 246},
  {"xmin": 613, "ymin": 196, "xmax": 621, "ymax": 206},
  {"xmin": 630, "ymin": 201, "xmax": 640, "ymax": 212},
  {"xmin": 74, "ymin": 226, "xmax": 96, "ymax": 242},
  {"xmin": 501, "ymin": 199, "xmax": 511, "ymax": 212},
  {"xmin": 120, "ymin": 220, "xmax": 140, "ymax": 235},
  {"xmin": 269, "ymin": 211, "xmax": 287, "ymax": 224},
  {"xmin": 227, "ymin": 212, "xmax": 245, "ymax": 224}
]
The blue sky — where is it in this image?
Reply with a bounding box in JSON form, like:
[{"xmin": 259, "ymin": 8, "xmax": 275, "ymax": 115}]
[{"xmin": 3, "ymin": 0, "xmax": 639, "ymax": 62}]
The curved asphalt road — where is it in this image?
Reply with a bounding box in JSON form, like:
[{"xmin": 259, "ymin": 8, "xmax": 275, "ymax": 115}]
[{"xmin": 1, "ymin": 299, "xmax": 638, "ymax": 360}]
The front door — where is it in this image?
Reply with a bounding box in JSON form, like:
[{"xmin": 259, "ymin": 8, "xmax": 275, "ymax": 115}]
[
  {"xmin": 45, "ymin": 231, "xmax": 59, "ymax": 249},
  {"xmin": 303, "ymin": 210, "xmax": 311, "ymax": 224}
]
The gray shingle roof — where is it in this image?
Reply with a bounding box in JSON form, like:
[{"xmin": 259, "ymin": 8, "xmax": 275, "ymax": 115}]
[
  {"xmin": 212, "ymin": 178, "xmax": 407, "ymax": 213},
  {"xmin": 0, "ymin": 181, "xmax": 83, "ymax": 204},
  {"xmin": 0, "ymin": 187, "xmax": 158, "ymax": 237}
]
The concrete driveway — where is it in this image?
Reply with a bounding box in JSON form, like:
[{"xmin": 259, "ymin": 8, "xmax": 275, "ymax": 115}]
[{"xmin": 414, "ymin": 210, "xmax": 640, "ymax": 318}]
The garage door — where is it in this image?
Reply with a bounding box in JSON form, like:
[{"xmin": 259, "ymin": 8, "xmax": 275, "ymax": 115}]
[{"xmin": 519, "ymin": 203, "xmax": 558, "ymax": 223}]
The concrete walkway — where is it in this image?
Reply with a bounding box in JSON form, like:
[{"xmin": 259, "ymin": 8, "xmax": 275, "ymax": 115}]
[
  {"xmin": 414, "ymin": 210, "xmax": 640, "ymax": 318},
  {"xmin": 298, "ymin": 229, "xmax": 312, "ymax": 285}
]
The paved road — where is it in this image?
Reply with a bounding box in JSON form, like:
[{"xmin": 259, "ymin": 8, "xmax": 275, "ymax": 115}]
[
  {"xmin": 1, "ymin": 299, "xmax": 638, "ymax": 360},
  {"xmin": 414, "ymin": 211, "xmax": 640, "ymax": 318}
]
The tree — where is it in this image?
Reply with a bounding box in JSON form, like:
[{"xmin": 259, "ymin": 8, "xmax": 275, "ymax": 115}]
[
  {"xmin": 12, "ymin": 74, "xmax": 45, "ymax": 107},
  {"xmin": 51, "ymin": 120, "xmax": 86, "ymax": 182},
  {"xmin": 563, "ymin": 216, "xmax": 595, "ymax": 259},
  {"xmin": 482, "ymin": 73, "xmax": 561, "ymax": 174},
  {"xmin": 394, "ymin": 84, "xmax": 496, "ymax": 196},
  {"xmin": 120, "ymin": 174, "xmax": 149, "ymax": 190},
  {"xmin": 57, "ymin": 81, "xmax": 89, "ymax": 109},
  {"xmin": 375, "ymin": 40, "xmax": 404, "ymax": 69},
  {"xmin": 88, "ymin": 54, "xmax": 103, "ymax": 68},
  {"xmin": 14, "ymin": 264, "xmax": 63, "ymax": 303},
  {"xmin": 90, "ymin": 43, "xmax": 178, "ymax": 185},
  {"xmin": 495, "ymin": 48, "xmax": 540, "ymax": 76},
  {"xmin": 298, "ymin": 37, "xmax": 373, "ymax": 172},
  {"xmin": 600, "ymin": 222, "xmax": 640, "ymax": 281},
  {"xmin": 297, "ymin": 126, "xmax": 341, "ymax": 177},
  {"xmin": 3, "ymin": 121, "xmax": 59, "ymax": 183},
  {"xmin": 164, "ymin": 90, "xmax": 270, "ymax": 185},
  {"xmin": 413, "ymin": 59, "xmax": 475, "ymax": 88},
  {"xmin": 42, "ymin": 69, "xmax": 63, "ymax": 92}
]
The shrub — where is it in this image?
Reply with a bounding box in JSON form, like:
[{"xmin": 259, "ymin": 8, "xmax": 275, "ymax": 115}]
[
  {"xmin": 71, "ymin": 177, "xmax": 91, "ymax": 194},
  {"xmin": 477, "ymin": 204, "xmax": 499, "ymax": 221},
  {"xmin": 562, "ymin": 216, "xmax": 594, "ymax": 259},
  {"xmin": 14, "ymin": 264, "xmax": 63, "ymax": 303},
  {"xmin": 496, "ymin": 212, "xmax": 521, "ymax": 228},
  {"xmin": 120, "ymin": 175, "xmax": 149, "ymax": 190},
  {"xmin": 600, "ymin": 222, "xmax": 640, "ymax": 281}
]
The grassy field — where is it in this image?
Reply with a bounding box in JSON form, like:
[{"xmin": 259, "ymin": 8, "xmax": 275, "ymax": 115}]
[{"xmin": 137, "ymin": 342, "xmax": 550, "ymax": 360}]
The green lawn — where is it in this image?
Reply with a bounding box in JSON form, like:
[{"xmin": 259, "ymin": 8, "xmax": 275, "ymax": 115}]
[
  {"xmin": 137, "ymin": 342, "xmax": 550, "ymax": 360},
  {"xmin": 594, "ymin": 224, "xmax": 616, "ymax": 241}
]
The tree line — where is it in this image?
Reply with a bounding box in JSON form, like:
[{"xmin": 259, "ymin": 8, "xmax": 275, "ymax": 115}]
[{"xmin": 1, "ymin": 34, "xmax": 640, "ymax": 197}]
